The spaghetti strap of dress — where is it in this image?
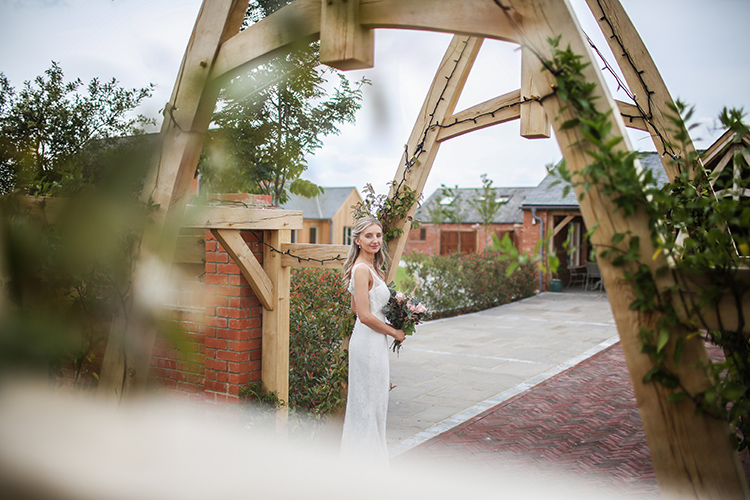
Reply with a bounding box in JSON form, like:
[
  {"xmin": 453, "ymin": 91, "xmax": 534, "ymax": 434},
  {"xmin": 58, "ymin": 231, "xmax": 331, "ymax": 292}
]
[{"xmin": 348, "ymin": 263, "xmax": 384, "ymax": 294}]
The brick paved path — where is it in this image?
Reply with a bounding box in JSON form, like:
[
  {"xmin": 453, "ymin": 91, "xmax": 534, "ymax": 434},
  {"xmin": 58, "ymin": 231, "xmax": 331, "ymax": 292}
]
[{"xmin": 397, "ymin": 342, "xmax": 749, "ymax": 497}]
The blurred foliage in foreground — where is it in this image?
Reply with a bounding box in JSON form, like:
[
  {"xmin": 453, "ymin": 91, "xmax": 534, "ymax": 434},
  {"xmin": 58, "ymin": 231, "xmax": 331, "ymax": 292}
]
[{"xmin": 0, "ymin": 63, "xmax": 156, "ymax": 383}]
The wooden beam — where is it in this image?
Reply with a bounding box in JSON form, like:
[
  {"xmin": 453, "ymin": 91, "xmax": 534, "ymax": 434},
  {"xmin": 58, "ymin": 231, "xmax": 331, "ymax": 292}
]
[
  {"xmin": 320, "ymin": 0, "xmax": 374, "ymax": 70},
  {"xmin": 702, "ymin": 130, "xmax": 738, "ymax": 165},
  {"xmin": 386, "ymin": 35, "xmax": 483, "ymax": 282},
  {"xmin": 212, "ymin": 229, "xmax": 274, "ymax": 310},
  {"xmin": 97, "ymin": 0, "xmax": 248, "ymax": 401},
  {"xmin": 182, "ymin": 206, "xmax": 303, "ymax": 230},
  {"xmin": 584, "ymin": 0, "xmax": 699, "ymax": 180},
  {"xmin": 436, "ymin": 89, "xmax": 522, "ymax": 142},
  {"xmin": 359, "ymin": 0, "xmax": 517, "ymax": 42},
  {"xmin": 548, "ymin": 215, "xmax": 575, "ymax": 266},
  {"xmin": 507, "ymin": 0, "xmax": 748, "ymax": 497},
  {"xmin": 616, "ymin": 100, "xmax": 648, "ymax": 131},
  {"xmin": 710, "ymin": 145, "xmax": 737, "ymax": 176},
  {"xmin": 210, "ymin": 0, "xmax": 321, "ymax": 81},
  {"xmin": 279, "ymin": 243, "xmax": 349, "ymax": 269},
  {"xmin": 210, "ymin": 0, "xmax": 519, "ymax": 82},
  {"xmin": 520, "ymin": 46, "xmax": 551, "ymax": 139},
  {"xmin": 435, "ymin": 91, "xmax": 647, "ymax": 143},
  {"xmin": 552, "ymin": 215, "xmax": 575, "ymax": 237},
  {"xmin": 262, "ymin": 229, "xmax": 291, "ymax": 431}
]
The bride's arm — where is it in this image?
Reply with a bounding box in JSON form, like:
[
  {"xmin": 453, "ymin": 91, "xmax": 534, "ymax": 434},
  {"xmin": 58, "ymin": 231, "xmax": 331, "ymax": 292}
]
[{"xmin": 353, "ymin": 265, "xmax": 406, "ymax": 342}]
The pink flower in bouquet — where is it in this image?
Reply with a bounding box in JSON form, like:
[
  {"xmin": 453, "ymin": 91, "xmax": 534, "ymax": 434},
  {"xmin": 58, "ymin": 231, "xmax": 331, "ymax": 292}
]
[
  {"xmin": 409, "ymin": 302, "xmax": 427, "ymax": 315},
  {"xmin": 382, "ymin": 283, "xmax": 429, "ymax": 354}
]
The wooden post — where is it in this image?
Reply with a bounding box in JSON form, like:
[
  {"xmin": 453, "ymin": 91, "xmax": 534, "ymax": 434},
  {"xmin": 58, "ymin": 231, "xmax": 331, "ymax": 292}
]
[
  {"xmin": 520, "ymin": 46, "xmax": 551, "ymax": 139},
  {"xmin": 320, "ymin": 0, "xmax": 374, "ymax": 70},
  {"xmin": 505, "ymin": 0, "xmax": 749, "ymax": 497},
  {"xmin": 385, "ymin": 35, "xmax": 483, "ymax": 281},
  {"xmin": 97, "ymin": 0, "xmax": 248, "ymax": 401},
  {"xmin": 262, "ymin": 229, "xmax": 291, "ymax": 430}
]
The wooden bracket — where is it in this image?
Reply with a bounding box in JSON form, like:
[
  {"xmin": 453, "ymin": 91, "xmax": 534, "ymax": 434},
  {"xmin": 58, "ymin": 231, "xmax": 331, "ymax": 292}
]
[
  {"xmin": 552, "ymin": 215, "xmax": 575, "ymax": 237},
  {"xmin": 212, "ymin": 229, "xmax": 274, "ymax": 310}
]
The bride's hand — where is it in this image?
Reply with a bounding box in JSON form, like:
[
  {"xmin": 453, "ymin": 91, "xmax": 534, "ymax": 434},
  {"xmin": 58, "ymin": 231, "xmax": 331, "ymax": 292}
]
[{"xmin": 392, "ymin": 329, "xmax": 406, "ymax": 343}]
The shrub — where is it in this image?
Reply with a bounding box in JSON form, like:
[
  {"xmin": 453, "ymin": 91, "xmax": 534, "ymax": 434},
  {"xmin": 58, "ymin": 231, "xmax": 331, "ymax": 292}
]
[
  {"xmin": 278, "ymin": 254, "xmax": 535, "ymax": 421},
  {"xmin": 288, "ymin": 268, "xmax": 354, "ymax": 419},
  {"xmin": 404, "ymin": 251, "xmax": 537, "ymax": 319}
]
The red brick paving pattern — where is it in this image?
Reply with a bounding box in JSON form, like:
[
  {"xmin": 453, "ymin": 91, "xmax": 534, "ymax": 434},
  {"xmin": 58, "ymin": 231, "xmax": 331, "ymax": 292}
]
[{"xmin": 397, "ymin": 343, "xmax": 737, "ymax": 497}]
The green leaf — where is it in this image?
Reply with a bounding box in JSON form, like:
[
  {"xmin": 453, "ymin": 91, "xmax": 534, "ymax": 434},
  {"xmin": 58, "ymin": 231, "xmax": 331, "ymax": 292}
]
[
  {"xmin": 643, "ymin": 367, "xmax": 659, "ymax": 382},
  {"xmin": 611, "ymin": 233, "xmax": 626, "ymax": 245},
  {"xmin": 656, "ymin": 327, "xmax": 670, "ymax": 353},
  {"xmin": 667, "ymin": 392, "xmax": 687, "ymax": 403},
  {"xmin": 723, "ymin": 382, "xmax": 747, "ymax": 401}
]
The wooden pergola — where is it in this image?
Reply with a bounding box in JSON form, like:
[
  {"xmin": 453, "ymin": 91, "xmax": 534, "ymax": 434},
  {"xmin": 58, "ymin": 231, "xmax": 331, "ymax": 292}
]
[{"xmin": 96, "ymin": 1, "xmax": 750, "ymax": 498}]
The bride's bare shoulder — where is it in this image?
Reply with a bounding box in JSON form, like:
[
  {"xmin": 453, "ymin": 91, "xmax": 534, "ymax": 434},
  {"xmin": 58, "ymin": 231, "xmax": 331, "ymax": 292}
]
[{"xmin": 352, "ymin": 262, "xmax": 374, "ymax": 285}]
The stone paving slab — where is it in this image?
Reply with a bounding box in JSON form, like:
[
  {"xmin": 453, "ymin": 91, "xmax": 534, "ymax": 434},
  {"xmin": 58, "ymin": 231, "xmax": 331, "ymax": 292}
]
[{"xmin": 386, "ymin": 291, "xmax": 617, "ymax": 453}]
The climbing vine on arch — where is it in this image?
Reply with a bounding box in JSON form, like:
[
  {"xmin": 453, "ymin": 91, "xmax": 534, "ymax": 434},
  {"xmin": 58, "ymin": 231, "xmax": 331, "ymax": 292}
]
[{"xmin": 542, "ymin": 36, "xmax": 750, "ymax": 450}]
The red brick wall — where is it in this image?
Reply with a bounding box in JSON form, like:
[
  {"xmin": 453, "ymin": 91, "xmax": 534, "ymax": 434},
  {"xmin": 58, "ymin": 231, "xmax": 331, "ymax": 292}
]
[
  {"xmin": 202, "ymin": 230, "xmax": 264, "ymax": 405},
  {"xmin": 404, "ymin": 223, "xmax": 524, "ymax": 256},
  {"xmin": 521, "ymin": 209, "xmax": 546, "ymax": 257},
  {"xmin": 54, "ymin": 229, "xmax": 266, "ymax": 406}
]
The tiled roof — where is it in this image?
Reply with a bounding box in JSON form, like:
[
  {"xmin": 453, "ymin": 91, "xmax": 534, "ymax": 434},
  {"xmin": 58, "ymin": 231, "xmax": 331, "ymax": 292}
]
[
  {"xmin": 416, "ymin": 186, "xmax": 534, "ymax": 224},
  {"xmin": 522, "ymin": 152, "xmax": 671, "ymax": 209},
  {"xmin": 280, "ymin": 186, "xmax": 358, "ymax": 220}
]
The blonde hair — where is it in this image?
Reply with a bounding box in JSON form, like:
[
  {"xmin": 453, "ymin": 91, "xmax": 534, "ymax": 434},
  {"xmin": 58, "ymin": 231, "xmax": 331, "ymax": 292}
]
[{"xmin": 342, "ymin": 216, "xmax": 390, "ymax": 282}]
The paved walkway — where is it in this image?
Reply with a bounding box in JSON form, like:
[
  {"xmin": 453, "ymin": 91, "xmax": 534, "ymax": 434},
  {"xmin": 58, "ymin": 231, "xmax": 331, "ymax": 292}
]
[
  {"xmin": 386, "ymin": 290, "xmax": 617, "ymax": 455},
  {"xmin": 385, "ymin": 290, "xmax": 749, "ymax": 496},
  {"xmin": 395, "ymin": 341, "xmax": 658, "ymax": 497}
]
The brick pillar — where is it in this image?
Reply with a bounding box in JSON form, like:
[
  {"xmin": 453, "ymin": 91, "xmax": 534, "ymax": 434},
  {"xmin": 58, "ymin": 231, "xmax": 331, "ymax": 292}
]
[{"xmin": 203, "ymin": 230, "xmax": 264, "ymax": 404}]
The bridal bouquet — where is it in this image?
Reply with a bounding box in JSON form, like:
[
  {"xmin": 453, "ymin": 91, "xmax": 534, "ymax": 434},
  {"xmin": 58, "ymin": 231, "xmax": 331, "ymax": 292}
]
[{"xmin": 382, "ymin": 282, "xmax": 428, "ymax": 353}]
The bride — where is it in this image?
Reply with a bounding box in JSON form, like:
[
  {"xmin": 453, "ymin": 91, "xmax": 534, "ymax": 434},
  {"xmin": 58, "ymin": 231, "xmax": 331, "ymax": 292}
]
[{"xmin": 340, "ymin": 216, "xmax": 406, "ymax": 465}]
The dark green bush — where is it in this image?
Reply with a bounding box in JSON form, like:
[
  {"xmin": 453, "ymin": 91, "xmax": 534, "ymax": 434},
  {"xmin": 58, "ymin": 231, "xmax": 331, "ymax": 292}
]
[
  {"xmin": 288, "ymin": 268, "xmax": 354, "ymax": 418},
  {"xmin": 403, "ymin": 251, "xmax": 537, "ymax": 319}
]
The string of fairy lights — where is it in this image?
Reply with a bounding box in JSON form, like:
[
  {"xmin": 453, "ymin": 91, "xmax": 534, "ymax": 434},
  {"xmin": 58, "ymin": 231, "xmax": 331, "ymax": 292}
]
[
  {"xmin": 183, "ymin": 0, "xmax": 686, "ymax": 267},
  {"xmin": 587, "ymin": 0, "xmax": 680, "ymax": 161},
  {"xmin": 202, "ymin": 199, "xmax": 348, "ymax": 266},
  {"xmin": 250, "ymin": 230, "xmax": 348, "ymax": 266},
  {"xmin": 492, "ymin": 0, "xmax": 680, "ymax": 162}
]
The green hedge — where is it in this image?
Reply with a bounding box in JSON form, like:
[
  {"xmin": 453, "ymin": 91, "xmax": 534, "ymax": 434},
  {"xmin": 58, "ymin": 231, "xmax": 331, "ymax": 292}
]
[
  {"xmin": 288, "ymin": 268, "xmax": 354, "ymax": 418},
  {"xmin": 265, "ymin": 254, "xmax": 536, "ymax": 422},
  {"xmin": 403, "ymin": 251, "xmax": 538, "ymax": 319}
]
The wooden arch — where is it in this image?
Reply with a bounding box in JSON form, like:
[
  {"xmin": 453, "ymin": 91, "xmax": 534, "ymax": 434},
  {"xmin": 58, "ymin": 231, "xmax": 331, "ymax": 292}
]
[{"xmin": 98, "ymin": 1, "xmax": 748, "ymax": 498}]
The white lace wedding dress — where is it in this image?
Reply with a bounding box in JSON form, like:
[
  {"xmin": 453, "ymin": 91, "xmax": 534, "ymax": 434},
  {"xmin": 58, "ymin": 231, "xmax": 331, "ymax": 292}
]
[{"xmin": 340, "ymin": 263, "xmax": 391, "ymax": 465}]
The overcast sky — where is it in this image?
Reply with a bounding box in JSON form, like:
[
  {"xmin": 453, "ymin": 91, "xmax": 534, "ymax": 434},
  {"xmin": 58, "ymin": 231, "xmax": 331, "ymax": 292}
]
[{"xmin": 1, "ymin": 0, "xmax": 748, "ymax": 198}]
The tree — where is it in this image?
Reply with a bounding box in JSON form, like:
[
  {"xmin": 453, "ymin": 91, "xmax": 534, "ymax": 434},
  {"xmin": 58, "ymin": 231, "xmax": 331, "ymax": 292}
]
[
  {"xmin": 199, "ymin": 1, "xmax": 368, "ymax": 205},
  {"xmin": 0, "ymin": 62, "xmax": 155, "ymax": 195},
  {"xmin": 467, "ymin": 173, "xmax": 506, "ymax": 247},
  {"xmin": 468, "ymin": 174, "xmax": 504, "ymax": 226}
]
